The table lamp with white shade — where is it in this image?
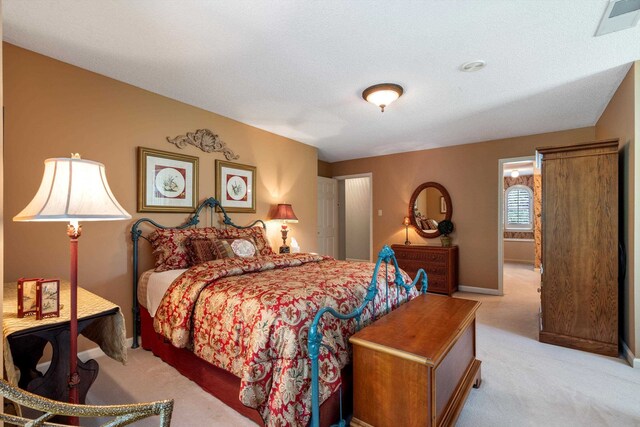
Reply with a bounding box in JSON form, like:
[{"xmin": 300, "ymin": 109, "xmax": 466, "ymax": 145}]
[{"xmin": 13, "ymin": 154, "xmax": 130, "ymax": 415}]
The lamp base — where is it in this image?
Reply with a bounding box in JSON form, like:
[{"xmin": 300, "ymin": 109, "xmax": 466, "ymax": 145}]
[{"xmin": 279, "ymin": 245, "xmax": 291, "ymax": 254}]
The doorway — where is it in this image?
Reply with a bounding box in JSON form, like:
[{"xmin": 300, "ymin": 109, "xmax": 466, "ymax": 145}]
[
  {"xmin": 498, "ymin": 156, "xmax": 537, "ymax": 295},
  {"xmin": 335, "ymin": 174, "xmax": 372, "ymax": 262}
]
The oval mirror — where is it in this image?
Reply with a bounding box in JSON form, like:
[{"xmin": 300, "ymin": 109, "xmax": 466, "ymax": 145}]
[{"xmin": 408, "ymin": 182, "xmax": 452, "ymax": 238}]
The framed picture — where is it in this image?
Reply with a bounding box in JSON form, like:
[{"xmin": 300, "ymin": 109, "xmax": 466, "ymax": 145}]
[
  {"xmin": 138, "ymin": 147, "xmax": 199, "ymax": 213},
  {"xmin": 17, "ymin": 278, "xmax": 41, "ymax": 318},
  {"xmin": 215, "ymin": 160, "xmax": 256, "ymax": 213},
  {"xmin": 36, "ymin": 279, "xmax": 60, "ymax": 320},
  {"xmin": 440, "ymin": 196, "xmax": 447, "ymax": 214}
]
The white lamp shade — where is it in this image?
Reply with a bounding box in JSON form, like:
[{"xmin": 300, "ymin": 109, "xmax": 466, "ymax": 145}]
[
  {"xmin": 365, "ymin": 89, "xmax": 401, "ymax": 108},
  {"xmin": 13, "ymin": 157, "xmax": 131, "ymax": 222}
]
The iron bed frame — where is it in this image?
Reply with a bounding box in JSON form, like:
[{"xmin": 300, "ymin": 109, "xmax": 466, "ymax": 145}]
[
  {"xmin": 130, "ymin": 197, "xmax": 429, "ymax": 426},
  {"xmin": 130, "ymin": 197, "xmax": 265, "ymax": 349}
]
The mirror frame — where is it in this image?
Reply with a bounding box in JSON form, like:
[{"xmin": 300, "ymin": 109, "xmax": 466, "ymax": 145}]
[{"xmin": 408, "ymin": 181, "xmax": 453, "ymax": 238}]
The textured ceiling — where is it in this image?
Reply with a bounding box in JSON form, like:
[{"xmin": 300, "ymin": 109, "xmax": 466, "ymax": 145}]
[{"xmin": 4, "ymin": 1, "xmax": 639, "ymax": 162}]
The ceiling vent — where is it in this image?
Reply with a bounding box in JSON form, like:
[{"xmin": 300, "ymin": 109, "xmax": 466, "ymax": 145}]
[{"xmin": 595, "ymin": 0, "xmax": 640, "ymax": 36}]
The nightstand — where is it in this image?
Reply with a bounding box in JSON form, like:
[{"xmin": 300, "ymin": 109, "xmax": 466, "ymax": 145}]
[{"xmin": 3, "ymin": 282, "xmax": 126, "ymax": 404}]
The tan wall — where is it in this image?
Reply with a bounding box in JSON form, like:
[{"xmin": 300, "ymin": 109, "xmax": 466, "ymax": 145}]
[
  {"xmin": 596, "ymin": 62, "xmax": 638, "ymax": 357},
  {"xmin": 331, "ymin": 127, "xmax": 595, "ymax": 290},
  {"xmin": 3, "ymin": 43, "xmax": 318, "ymax": 342},
  {"xmin": 503, "ymin": 240, "xmax": 535, "ymax": 264}
]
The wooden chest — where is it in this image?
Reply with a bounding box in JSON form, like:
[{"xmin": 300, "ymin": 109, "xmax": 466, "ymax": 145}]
[
  {"xmin": 391, "ymin": 244, "xmax": 458, "ymax": 295},
  {"xmin": 350, "ymin": 294, "xmax": 481, "ymax": 427}
]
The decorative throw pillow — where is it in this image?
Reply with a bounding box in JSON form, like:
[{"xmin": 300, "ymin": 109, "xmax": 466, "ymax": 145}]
[
  {"xmin": 185, "ymin": 237, "xmax": 218, "ymax": 265},
  {"xmin": 215, "ymin": 226, "xmax": 275, "ymax": 256},
  {"xmin": 149, "ymin": 227, "xmax": 219, "ymax": 272},
  {"xmin": 212, "ymin": 238, "xmax": 258, "ymax": 259}
]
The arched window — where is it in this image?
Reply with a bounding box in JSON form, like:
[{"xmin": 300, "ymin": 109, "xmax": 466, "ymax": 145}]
[{"xmin": 504, "ymin": 185, "xmax": 533, "ymax": 230}]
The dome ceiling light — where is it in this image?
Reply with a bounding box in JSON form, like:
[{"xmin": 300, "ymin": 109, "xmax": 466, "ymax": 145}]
[
  {"xmin": 362, "ymin": 83, "xmax": 404, "ymax": 112},
  {"xmin": 511, "ymin": 169, "xmax": 520, "ymax": 178}
]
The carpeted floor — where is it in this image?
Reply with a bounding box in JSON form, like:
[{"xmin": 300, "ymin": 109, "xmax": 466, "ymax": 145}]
[{"xmin": 86, "ymin": 262, "xmax": 640, "ymax": 426}]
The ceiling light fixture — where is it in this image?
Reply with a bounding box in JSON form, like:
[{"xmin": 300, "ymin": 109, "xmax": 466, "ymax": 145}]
[
  {"xmin": 362, "ymin": 83, "xmax": 404, "ymax": 112},
  {"xmin": 511, "ymin": 169, "xmax": 520, "ymax": 178},
  {"xmin": 460, "ymin": 60, "xmax": 486, "ymax": 72}
]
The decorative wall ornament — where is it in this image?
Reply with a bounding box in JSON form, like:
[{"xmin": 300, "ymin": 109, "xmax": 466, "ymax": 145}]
[{"xmin": 167, "ymin": 129, "xmax": 239, "ymax": 160}]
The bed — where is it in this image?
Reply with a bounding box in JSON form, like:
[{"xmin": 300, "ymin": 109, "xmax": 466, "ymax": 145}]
[{"xmin": 131, "ymin": 197, "xmax": 427, "ymax": 426}]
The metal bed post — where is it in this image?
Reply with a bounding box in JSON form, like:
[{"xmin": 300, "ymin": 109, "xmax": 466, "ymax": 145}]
[{"xmin": 307, "ymin": 245, "xmax": 428, "ymax": 427}]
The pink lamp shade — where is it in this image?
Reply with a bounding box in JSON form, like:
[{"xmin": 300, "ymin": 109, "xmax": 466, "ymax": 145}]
[{"xmin": 272, "ymin": 204, "xmax": 298, "ymax": 223}]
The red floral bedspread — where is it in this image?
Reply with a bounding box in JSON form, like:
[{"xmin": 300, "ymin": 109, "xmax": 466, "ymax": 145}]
[{"xmin": 154, "ymin": 253, "xmax": 417, "ymax": 426}]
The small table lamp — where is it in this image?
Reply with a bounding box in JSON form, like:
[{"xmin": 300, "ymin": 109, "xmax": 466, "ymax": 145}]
[
  {"xmin": 273, "ymin": 204, "xmax": 298, "ymax": 253},
  {"xmin": 403, "ymin": 216, "xmax": 411, "ymax": 245},
  {"xmin": 13, "ymin": 154, "xmax": 130, "ymax": 419}
]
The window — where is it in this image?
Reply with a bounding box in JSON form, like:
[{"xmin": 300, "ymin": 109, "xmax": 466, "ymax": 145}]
[{"xmin": 504, "ymin": 185, "xmax": 533, "ymax": 230}]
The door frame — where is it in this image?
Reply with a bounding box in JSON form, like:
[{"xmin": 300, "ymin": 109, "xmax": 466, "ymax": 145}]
[
  {"xmin": 497, "ymin": 156, "xmax": 535, "ymax": 295},
  {"xmin": 333, "ymin": 173, "xmax": 373, "ymax": 262}
]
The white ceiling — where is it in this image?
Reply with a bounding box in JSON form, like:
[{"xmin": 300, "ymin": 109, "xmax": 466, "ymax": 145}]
[{"xmin": 3, "ymin": 1, "xmax": 639, "ymax": 162}]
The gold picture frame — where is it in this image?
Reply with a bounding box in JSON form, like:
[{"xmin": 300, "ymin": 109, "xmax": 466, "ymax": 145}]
[
  {"xmin": 137, "ymin": 147, "xmax": 199, "ymax": 213},
  {"xmin": 215, "ymin": 160, "xmax": 256, "ymax": 213}
]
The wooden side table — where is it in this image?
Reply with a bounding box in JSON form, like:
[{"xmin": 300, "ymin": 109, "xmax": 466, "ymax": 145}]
[
  {"xmin": 350, "ymin": 294, "xmax": 481, "ymax": 427},
  {"xmin": 391, "ymin": 244, "xmax": 459, "ymax": 295},
  {"xmin": 3, "ymin": 282, "xmax": 126, "ymax": 404}
]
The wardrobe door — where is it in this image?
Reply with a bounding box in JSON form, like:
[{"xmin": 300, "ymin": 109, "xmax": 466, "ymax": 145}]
[{"xmin": 539, "ymin": 140, "xmax": 618, "ymax": 356}]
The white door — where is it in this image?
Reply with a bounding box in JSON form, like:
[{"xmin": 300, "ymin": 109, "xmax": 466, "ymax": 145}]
[{"xmin": 317, "ymin": 177, "xmax": 338, "ymax": 257}]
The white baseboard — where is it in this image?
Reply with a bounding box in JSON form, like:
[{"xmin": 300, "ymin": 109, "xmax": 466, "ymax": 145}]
[
  {"xmin": 504, "ymin": 259, "xmax": 535, "ymax": 265},
  {"xmin": 457, "ymin": 285, "xmax": 502, "ymax": 296},
  {"xmin": 622, "ymin": 340, "xmax": 640, "ymax": 368},
  {"xmin": 36, "ymin": 337, "xmax": 133, "ymax": 372}
]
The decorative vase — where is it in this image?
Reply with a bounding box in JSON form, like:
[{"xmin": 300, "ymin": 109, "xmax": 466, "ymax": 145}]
[{"xmin": 440, "ymin": 235, "xmax": 452, "ymax": 247}]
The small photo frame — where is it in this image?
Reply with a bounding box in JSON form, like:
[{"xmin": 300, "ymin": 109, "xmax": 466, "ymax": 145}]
[
  {"xmin": 440, "ymin": 196, "xmax": 447, "ymax": 214},
  {"xmin": 36, "ymin": 279, "xmax": 60, "ymax": 320},
  {"xmin": 17, "ymin": 278, "xmax": 41, "ymax": 318},
  {"xmin": 215, "ymin": 160, "xmax": 256, "ymax": 213},
  {"xmin": 138, "ymin": 147, "xmax": 199, "ymax": 213}
]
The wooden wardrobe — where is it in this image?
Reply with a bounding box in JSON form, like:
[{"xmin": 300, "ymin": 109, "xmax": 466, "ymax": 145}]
[{"xmin": 537, "ymin": 139, "xmax": 619, "ymax": 357}]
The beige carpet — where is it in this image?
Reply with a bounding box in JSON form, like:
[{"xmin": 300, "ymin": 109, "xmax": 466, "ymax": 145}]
[{"xmin": 86, "ymin": 263, "xmax": 640, "ymax": 426}]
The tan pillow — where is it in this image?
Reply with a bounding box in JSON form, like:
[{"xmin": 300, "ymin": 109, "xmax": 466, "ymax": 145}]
[
  {"xmin": 215, "ymin": 226, "xmax": 275, "ymax": 256},
  {"xmin": 212, "ymin": 238, "xmax": 258, "ymax": 259}
]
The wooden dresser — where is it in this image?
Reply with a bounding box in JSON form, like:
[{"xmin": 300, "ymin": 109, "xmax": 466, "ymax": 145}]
[
  {"xmin": 350, "ymin": 294, "xmax": 481, "ymax": 427},
  {"xmin": 538, "ymin": 139, "xmax": 619, "ymax": 356},
  {"xmin": 391, "ymin": 244, "xmax": 458, "ymax": 295}
]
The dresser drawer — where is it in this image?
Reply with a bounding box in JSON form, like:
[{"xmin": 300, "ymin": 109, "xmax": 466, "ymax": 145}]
[
  {"xmin": 391, "ymin": 244, "xmax": 458, "ymax": 296},
  {"xmin": 394, "ymin": 248, "xmax": 447, "ymax": 265}
]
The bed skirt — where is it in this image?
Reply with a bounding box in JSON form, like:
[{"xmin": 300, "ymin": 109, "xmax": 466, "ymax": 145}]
[{"xmin": 139, "ymin": 304, "xmax": 352, "ymax": 426}]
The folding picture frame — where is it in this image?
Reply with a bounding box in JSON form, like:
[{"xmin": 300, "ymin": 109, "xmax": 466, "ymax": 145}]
[
  {"xmin": 17, "ymin": 278, "xmax": 41, "ymax": 318},
  {"xmin": 36, "ymin": 279, "xmax": 60, "ymax": 320}
]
